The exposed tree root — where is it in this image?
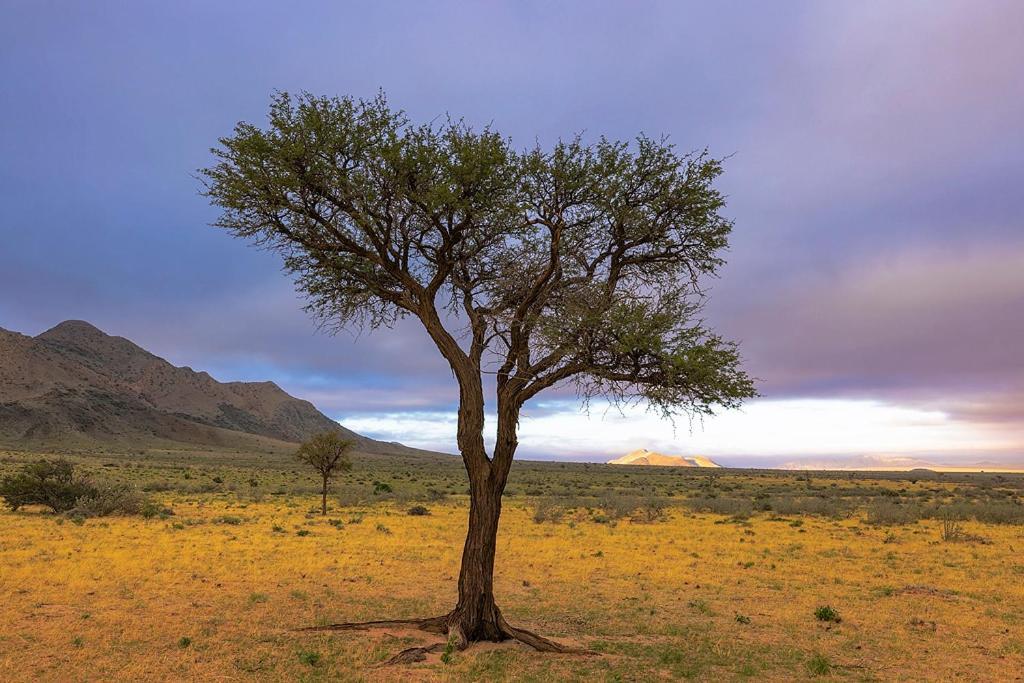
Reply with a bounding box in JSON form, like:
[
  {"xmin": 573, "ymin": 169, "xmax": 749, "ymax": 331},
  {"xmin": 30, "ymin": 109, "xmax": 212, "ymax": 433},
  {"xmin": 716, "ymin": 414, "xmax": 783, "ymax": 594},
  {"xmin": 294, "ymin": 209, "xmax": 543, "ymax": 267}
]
[
  {"xmin": 384, "ymin": 641, "xmax": 446, "ymax": 664},
  {"xmin": 297, "ymin": 611, "xmax": 596, "ymax": 662},
  {"xmin": 297, "ymin": 615, "xmax": 448, "ymax": 635}
]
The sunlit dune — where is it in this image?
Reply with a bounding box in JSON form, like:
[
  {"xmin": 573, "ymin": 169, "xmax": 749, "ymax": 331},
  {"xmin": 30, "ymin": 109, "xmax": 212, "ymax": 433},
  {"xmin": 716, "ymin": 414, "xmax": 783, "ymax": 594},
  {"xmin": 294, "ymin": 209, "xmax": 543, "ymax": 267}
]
[{"xmin": 608, "ymin": 448, "xmax": 722, "ymax": 467}]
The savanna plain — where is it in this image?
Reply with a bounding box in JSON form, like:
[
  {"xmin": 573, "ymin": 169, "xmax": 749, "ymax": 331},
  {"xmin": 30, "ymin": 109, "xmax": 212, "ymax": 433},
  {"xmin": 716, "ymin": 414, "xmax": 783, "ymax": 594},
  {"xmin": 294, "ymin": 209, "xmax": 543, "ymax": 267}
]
[{"xmin": 3, "ymin": 448, "xmax": 1024, "ymax": 682}]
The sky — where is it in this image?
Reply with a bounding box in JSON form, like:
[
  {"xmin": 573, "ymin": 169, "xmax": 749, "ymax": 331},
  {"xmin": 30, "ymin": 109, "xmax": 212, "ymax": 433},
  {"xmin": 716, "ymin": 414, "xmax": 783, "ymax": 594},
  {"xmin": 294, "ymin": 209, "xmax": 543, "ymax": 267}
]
[{"xmin": 1, "ymin": 1, "xmax": 1022, "ymax": 466}]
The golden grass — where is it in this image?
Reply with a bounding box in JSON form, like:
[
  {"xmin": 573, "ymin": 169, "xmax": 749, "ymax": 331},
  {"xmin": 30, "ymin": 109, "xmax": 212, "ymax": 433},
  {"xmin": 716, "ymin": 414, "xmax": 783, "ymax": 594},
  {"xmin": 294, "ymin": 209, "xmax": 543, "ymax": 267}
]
[{"xmin": 2, "ymin": 498, "xmax": 1023, "ymax": 681}]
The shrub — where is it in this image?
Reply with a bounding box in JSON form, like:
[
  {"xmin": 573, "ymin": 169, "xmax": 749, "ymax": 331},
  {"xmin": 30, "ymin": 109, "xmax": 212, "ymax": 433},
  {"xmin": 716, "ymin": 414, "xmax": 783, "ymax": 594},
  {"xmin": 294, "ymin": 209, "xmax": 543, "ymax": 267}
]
[
  {"xmin": 407, "ymin": 505, "xmax": 430, "ymax": 516},
  {"xmin": 298, "ymin": 650, "xmax": 321, "ymax": 666},
  {"xmin": 146, "ymin": 502, "xmax": 174, "ymax": 519},
  {"xmin": 806, "ymin": 653, "xmax": 832, "ymax": 676},
  {"xmin": 70, "ymin": 483, "xmax": 147, "ymax": 518},
  {"xmin": 933, "ymin": 501, "xmax": 1024, "ymax": 525},
  {"xmin": 598, "ymin": 493, "xmax": 641, "ymax": 520},
  {"xmin": 685, "ymin": 496, "xmax": 753, "ymax": 517},
  {"xmin": 865, "ymin": 501, "xmax": 923, "ymax": 526},
  {"xmin": 769, "ymin": 496, "xmax": 851, "ymax": 519},
  {"xmin": 0, "ymin": 459, "xmax": 95, "ymax": 513},
  {"xmin": 814, "ymin": 605, "xmax": 841, "ymax": 623},
  {"xmin": 531, "ymin": 498, "xmax": 565, "ymax": 524},
  {"xmin": 213, "ymin": 515, "xmax": 242, "ymax": 525}
]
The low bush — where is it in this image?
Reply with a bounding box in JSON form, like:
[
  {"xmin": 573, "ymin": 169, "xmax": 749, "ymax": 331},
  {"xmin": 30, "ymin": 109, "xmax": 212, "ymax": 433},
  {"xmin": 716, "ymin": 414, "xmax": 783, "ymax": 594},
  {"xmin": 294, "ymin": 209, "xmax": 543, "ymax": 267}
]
[
  {"xmin": 0, "ymin": 459, "xmax": 158, "ymax": 518},
  {"xmin": 532, "ymin": 498, "xmax": 565, "ymax": 524},
  {"xmin": 865, "ymin": 501, "xmax": 924, "ymax": 526},
  {"xmin": 814, "ymin": 605, "xmax": 841, "ymax": 623},
  {"xmin": 0, "ymin": 459, "xmax": 95, "ymax": 513},
  {"xmin": 70, "ymin": 483, "xmax": 147, "ymax": 518},
  {"xmin": 684, "ymin": 496, "xmax": 753, "ymax": 517},
  {"xmin": 768, "ymin": 496, "xmax": 852, "ymax": 519},
  {"xmin": 407, "ymin": 505, "xmax": 430, "ymax": 516},
  {"xmin": 932, "ymin": 501, "xmax": 1024, "ymax": 525}
]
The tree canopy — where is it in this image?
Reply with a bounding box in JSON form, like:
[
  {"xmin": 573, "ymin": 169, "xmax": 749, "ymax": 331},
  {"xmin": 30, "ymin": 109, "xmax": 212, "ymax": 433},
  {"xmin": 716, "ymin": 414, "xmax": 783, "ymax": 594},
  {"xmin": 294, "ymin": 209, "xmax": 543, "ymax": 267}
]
[{"xmin": 202, "ymin": 92, "xmax": 754, "ymax": 463}]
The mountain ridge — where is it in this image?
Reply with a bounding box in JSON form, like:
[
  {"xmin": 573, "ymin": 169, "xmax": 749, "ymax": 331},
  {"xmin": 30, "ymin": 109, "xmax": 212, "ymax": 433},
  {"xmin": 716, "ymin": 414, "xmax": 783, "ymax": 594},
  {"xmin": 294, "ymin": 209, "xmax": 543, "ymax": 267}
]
[{"xmin": 0, "ymin": 320, "xmax": 433, "ymax": 457}]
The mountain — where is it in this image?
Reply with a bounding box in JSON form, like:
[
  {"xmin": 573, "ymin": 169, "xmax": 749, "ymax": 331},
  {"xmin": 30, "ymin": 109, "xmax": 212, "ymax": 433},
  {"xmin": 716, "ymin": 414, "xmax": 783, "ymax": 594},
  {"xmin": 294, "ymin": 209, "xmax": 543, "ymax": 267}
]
[
  {"xmin": 777, "ymin": 454, "xmax": 1024, "ymax": 472},
  {"xmin": 0, "ymin": 320, "xmax": 430, "ymax": 456},
  {"xmin": 608, "ymin": 448, "xmax": 722, "ymax": 468}
]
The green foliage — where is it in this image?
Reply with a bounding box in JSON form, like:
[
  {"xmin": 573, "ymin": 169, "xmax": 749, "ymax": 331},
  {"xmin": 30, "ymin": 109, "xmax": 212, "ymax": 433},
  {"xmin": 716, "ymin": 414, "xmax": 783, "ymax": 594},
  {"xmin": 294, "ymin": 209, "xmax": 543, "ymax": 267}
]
[
  {"xmin": 70, "ymin": 482, "xmax": 147, "ymax": 518},
  {"xmin": 0, "ymin": 459, "xmax": 94, "ymax": 512},
  {"xmin": 806, "ymin": 653, "xmax": 832, "ymax": 676},
  {"xmin": 440, "ymin": 632, "xmax": 459, "ymax": 665},
  {"xmin": 406, "ymin": 505, "xmax": 430, "ymax": 516},
  {"xmin": 297, "ymin": 650, "xmax": 321, "ymax": 666},
  {"xmin": 177, "ymin": 637, "xmax": 192, "ymax": 649},
  {"xmin": 0, "ymin": 459, "xmax": 154, "ymax": 517},
  {"xmin": 201, "ymin": 90, "xmax": 755, "ymax": 429},
  {"xmin": 814, "ymin": 606, "xmax": 841, "ymax": 623}
]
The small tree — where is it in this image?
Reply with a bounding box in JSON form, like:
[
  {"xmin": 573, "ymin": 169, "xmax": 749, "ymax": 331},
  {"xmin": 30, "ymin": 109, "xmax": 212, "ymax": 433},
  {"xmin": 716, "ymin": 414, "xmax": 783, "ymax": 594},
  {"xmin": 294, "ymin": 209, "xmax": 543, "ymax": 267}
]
[
  {"xmin": 295, "ymin": 432, "xmax": 353, "ymax": 515},
  {"xmin": 202, "ymin": 92, "xmax": 756, "ymax": 658}
]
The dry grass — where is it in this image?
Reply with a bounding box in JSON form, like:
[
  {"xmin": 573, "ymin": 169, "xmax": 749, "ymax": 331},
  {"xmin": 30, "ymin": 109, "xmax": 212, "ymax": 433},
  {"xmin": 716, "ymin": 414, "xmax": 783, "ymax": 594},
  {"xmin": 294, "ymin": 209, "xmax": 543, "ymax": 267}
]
[{"xmin": 2, "ymin": 496, "xmax": 1024, "ymax": 681}]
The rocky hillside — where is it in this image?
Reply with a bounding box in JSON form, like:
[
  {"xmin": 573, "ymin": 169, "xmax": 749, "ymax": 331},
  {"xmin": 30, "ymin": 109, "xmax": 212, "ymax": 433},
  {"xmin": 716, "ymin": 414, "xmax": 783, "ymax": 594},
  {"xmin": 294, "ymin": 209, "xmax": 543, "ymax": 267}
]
[{"xmin": 0, "ymin": 320, "xmax": 427, "ymax": 456}]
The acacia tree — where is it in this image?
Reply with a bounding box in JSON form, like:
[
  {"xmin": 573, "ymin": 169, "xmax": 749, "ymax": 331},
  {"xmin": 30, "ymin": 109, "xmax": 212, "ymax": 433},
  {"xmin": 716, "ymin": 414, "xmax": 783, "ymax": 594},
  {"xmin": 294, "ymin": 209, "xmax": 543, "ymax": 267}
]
[
  {"xmin": 295, "ymin": 432, "xmax": 353, "ymax": 515},
  {"xmin": 202, "ymin": 92, "xmax": 755, "ymax": 659}
]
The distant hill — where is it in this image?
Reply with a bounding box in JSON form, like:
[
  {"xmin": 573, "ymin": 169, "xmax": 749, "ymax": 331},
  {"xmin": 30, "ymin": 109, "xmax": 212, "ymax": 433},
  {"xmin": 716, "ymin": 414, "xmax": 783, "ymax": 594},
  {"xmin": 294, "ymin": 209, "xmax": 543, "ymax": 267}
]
[
  {"xmin": 608, "ymin": 448, "xmax": 722, "ymax": 468},
  {"xmin": 0, "ymin": 320, "xmax": 435, "ymax": 457},
  {"xmin": 777, "ymin": 454, "xmax": 1024, "ymax": 472}
]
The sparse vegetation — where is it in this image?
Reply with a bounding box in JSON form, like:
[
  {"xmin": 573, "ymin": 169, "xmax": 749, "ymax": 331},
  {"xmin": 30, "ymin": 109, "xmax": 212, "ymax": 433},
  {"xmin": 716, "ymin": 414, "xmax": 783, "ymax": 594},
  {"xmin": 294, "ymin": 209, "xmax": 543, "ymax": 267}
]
[
  {"xmin": 3, "ymin": 449, "xmax": 1024, "ymax": 679},
  {"xmin": 0, "ymin": 459, "xmax": 153, "ymax": 517}
]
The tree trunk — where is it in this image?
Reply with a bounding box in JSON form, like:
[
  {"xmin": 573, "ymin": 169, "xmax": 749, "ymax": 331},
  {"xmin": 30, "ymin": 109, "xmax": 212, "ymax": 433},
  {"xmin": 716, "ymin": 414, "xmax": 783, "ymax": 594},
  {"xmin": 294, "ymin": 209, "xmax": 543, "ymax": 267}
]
[
  {"xmin": 447, "ymin": 473, "xmax": 505, "ymax": 643},
  {"xmin": 296, "ymin": 358, "xmax": 588, "ymax": 656},
  {"xmin": 321, "ymin": 476, "xmax": 328, "ymax": 516}
]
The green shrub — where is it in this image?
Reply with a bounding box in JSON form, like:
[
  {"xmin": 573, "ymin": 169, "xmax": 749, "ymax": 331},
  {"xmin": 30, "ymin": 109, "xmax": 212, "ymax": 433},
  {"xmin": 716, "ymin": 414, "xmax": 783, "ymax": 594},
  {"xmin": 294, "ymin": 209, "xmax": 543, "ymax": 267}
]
[
  {"xmin": 814, "ymin": 605, "xmax": 841, "ymax": 623},
  {"xmin": 407, "ymin": 505, "xmax": 430, "ymax": 516},
  {"xmin": 806, "ymin": 653, "xmax": 832, "ymax": 676},
  {"xmin": 298, "ymin": 650, "xmax": 321, "ymax": 666},
  {"xmin": 0, "ymin": 459, "xmax": 95, "ymax": 513},
  {"xmin": 141, "ymin": 501, "xmax": 174, "ymax": 519},
  {"xmin": 865, "ymin": 501, "xmax": 923, "ymax": 526},
  {"xmin": 70, "ymin": 483, "xmax": 147, "ymax": 518}
]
